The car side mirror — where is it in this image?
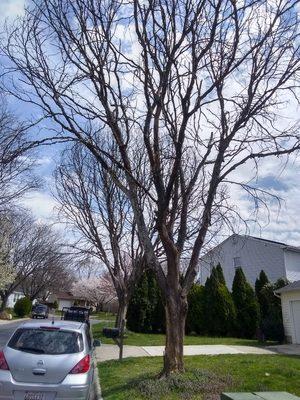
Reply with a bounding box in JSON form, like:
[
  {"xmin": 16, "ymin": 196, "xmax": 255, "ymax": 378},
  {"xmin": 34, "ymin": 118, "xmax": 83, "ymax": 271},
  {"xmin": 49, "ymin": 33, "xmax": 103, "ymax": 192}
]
[{"xmin": 93, "ymin": 339, "xmax": 101, "ymax": 347}]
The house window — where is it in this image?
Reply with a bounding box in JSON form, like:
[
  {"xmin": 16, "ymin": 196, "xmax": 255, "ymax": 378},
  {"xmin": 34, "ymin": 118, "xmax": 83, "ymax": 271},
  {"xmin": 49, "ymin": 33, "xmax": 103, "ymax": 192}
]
[{"xmin": 233, "ymin": 257, "xmax": 241, "ymax": 268}]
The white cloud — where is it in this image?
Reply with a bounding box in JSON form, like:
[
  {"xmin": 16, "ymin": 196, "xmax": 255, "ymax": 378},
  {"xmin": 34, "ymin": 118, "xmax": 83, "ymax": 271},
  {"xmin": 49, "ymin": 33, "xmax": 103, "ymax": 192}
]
[
  {"xmin": 20, "ymin": 190, "xmax": 58, "ymax": 223},
  {"xmin": 0, "ymin": 0, "xmax": 25, "ymax": 22}
]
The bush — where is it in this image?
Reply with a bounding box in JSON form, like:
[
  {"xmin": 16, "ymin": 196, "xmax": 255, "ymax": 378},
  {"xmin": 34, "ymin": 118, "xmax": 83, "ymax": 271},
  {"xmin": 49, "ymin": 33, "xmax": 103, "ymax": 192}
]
[
  {"xmin": 0, "ymin": 310, "xmax": 12, "ymax": 320},
  {"xmin": 53, "ymin": 300, "xmax": 59, "ymax": 310},
  {"xmin": 204, "ymin": 266, "xmax": 236, "ymax": 336},
  {"xmin": 14, "ymin": 297, "xmax": 32, "ymax": 317},
  {"xmin": 255, "ymin": 270, "xmax": 270, "ymax": 319},
  {"xmin": 258, "ymin": 278, "xmax": 287, "ymax": 342},
  {"xmin": 186, "ymin": 284, "xmax": 205, "ymax": 335},
  {"xmin": 127, "ymin": 269, "xmax": 165, "ymax": 333},
  {"xmin": 232, "ymin": 268, "xmax": 259, "ymax": 339}
]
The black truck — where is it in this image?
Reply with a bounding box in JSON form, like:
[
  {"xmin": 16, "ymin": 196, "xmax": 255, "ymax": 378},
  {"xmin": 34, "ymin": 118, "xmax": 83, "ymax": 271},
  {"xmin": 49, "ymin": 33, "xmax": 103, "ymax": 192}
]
[{"xmin": 61, "ymin": 306, "xmax": 90, "ymax": 326}]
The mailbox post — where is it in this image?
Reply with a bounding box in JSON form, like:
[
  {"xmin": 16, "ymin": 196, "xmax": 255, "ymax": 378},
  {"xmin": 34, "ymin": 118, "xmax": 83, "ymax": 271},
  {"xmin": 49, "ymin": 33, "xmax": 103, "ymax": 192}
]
[{"xmin": 102, "ymin": 319, "xmax": 126, "ymax": 361}]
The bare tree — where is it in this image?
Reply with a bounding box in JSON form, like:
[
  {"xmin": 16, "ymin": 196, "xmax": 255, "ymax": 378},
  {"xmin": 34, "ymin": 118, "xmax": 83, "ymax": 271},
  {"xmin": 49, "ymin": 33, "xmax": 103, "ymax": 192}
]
[
  {"xmin": 0, "ymin": 208, "xmax": 67, "ymax": 310},
  {"xmin": 21, "ymin": 254, "xmax": 73, "ymax": 301},
  {"xmin": 3, "ymin": 0, "xmax": 300, "ymax": 375},
  {"xmin": 55, "ymin": 144, "xmax": 145, "ymax": 329},
  {"xmin": 0, "ymin": 97, "xmax": 39, "ymax": 209}
]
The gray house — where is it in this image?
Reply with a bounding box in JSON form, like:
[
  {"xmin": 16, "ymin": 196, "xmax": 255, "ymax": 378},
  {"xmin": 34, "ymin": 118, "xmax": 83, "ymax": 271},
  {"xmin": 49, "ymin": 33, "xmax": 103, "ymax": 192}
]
[{"xmin": 200, "ymin": 234, "xmax": 300, "ymax": 288}]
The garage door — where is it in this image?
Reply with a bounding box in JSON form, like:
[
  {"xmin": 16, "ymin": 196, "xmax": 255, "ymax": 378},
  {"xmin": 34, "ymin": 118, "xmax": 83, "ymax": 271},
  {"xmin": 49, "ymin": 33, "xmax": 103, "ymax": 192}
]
[
  {"xmin": 59, "ymin": 300, "xmax": 73, "ymax": 310},
  {"xmin": 291, "ymin": 300, "xmax": 300, "ymax": 344}
]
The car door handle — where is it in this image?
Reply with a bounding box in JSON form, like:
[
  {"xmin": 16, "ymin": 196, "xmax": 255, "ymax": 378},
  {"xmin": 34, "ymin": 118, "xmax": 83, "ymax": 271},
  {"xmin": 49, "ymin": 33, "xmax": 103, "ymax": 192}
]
[{"xmin": 32, "ymin": 368, "xmax": 46, "ymax": 375}]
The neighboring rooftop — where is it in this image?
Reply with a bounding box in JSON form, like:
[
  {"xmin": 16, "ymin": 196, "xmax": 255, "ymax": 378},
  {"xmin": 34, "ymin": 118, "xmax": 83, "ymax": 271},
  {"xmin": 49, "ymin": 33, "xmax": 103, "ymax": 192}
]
[
  {"xmin": 54, "ymin": 291, "xmax": 83, "ymax": 300},
  {"xmin": 275, "ymin": 280, "xmax": 300, "ymax": 294}
]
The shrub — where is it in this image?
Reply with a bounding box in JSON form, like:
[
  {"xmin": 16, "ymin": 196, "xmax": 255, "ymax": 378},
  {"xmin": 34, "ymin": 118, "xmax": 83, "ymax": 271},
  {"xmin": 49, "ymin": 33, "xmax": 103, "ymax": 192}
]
[
  {"xmin": 186, "ymin": 284, "xmax": 205, "ymax": 335},
  {"xmin": 127, "ymin": 269, "xmax": 165, "ymax": 333},
  {"xmin": 53, "ymin": 300, "xmax": 59, "ymax": 310},
  {"xmin": 204, "ymin": 266, "xmax": 236, "ymax": 336},
  {"xmin": 258, "ymin": 278, "xmax": 287, "ymax": 342},
  {"xmin": 255, "ymin": 270, "xmax": 270, "ymax": 319},
  {"xmin": 0, "ymin": 310, "xmax": 12, "ymax": 320},
  {"xmin": 14, "ymin": 297, "xmax": 32, "ymax": 317},
  {"xmin": 232, "ymin": 268, "xmax": 259, "ymax": 339}
]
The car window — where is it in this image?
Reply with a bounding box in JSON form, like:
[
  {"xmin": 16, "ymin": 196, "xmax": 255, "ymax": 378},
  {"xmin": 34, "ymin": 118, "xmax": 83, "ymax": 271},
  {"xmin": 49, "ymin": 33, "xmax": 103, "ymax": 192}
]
[
  {"xmin": 85, "ymin": 326, "xmax": 92, "ymax": 350},
  {"xmin": 8, "ymin": 328, "xmax": 83, "ymax": 355}
]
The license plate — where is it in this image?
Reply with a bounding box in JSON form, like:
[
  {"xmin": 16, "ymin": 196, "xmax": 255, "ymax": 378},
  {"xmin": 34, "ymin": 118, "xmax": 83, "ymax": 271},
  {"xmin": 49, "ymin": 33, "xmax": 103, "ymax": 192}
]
[{"xmin": 24, "ymin": 393, "xmax": 44, "ymax": 400}]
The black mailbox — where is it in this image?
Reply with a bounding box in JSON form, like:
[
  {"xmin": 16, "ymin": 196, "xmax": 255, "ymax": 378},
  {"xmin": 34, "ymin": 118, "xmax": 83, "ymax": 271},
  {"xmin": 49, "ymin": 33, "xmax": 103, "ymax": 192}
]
[{"xmin": 102, "ymin": 327, "xmax": 120, "ymax": 338}]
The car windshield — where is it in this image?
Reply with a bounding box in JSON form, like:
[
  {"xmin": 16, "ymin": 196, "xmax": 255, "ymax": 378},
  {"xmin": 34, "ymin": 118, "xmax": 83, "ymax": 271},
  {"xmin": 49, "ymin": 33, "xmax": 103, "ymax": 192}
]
[
  {"xmin": 8, "ymin": 328, "xmax": 83, "ymax": 355},
  {"xmin": 35, "ymin": 306, "xmax": 46, "ymax": 311}
]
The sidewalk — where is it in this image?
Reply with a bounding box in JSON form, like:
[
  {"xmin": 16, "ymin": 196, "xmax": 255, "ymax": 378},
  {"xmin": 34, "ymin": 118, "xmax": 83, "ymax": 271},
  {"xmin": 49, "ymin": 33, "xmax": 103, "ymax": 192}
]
[{"xmin": 95, "ymin": 344, "xmax": 276, "ymax": 362}]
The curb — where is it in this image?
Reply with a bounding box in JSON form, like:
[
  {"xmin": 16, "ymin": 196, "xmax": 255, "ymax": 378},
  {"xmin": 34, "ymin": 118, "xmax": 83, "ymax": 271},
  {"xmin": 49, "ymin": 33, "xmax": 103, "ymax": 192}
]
[
  {"xmin": 93, "ymin": 356, "xmax": 103, "ymax": 400},
  {"xmin": 0, "ymin": 317, "xmax": 30, "ymax": 325}
]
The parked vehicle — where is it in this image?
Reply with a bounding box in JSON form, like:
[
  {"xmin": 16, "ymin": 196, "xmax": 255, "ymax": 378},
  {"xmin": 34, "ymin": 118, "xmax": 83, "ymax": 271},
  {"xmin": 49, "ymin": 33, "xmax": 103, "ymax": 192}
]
[
  {"xmin": 0, "ymin": 320, "xmax": 100, "ymax": 400},
  {"xmin": 61, "ymin": 306, "xmax": 90, "ymax": 326},
  {"xmin": 31, "ymin": 304, "xmax": 49, "ymax": 319}
]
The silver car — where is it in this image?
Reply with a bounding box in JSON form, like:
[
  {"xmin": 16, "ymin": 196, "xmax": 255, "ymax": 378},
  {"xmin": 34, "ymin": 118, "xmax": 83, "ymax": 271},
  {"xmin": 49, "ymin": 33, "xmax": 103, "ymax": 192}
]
[{"xmin": 0, "ymin": 320, "xmax": 100, "ymax": 400}]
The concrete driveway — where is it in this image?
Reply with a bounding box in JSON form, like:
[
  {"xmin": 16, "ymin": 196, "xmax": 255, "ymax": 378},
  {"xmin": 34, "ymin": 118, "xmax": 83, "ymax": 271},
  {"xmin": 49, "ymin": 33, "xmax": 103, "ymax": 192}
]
[
  {"xmin": 266, "ymin": 344, "xmax": 300, "ymax": 355},
  {"xmin": 0, "ymin": 319, "xmax": 27, "ymax": 349}
]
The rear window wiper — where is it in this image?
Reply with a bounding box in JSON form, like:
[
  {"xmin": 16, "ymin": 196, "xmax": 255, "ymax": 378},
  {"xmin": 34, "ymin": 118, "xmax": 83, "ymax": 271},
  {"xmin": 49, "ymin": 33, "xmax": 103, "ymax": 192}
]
[{"xmin": 18, "ymin": 347, "xmax": 45, "ymax": 354}]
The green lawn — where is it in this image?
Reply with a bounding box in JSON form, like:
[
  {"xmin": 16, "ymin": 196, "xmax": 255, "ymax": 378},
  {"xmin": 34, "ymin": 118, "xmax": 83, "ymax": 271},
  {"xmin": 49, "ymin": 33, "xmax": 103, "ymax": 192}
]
[
  {"xmin": 98, "ymin": 355, "xmax": 300, "ymax": 400},
  {"xmin": 90, "ymin": 311, "xmax": 116, "ymax": 321},
  {"xmin": 92, "ymin": 321, "xmax": 275, "ymax": 347}
]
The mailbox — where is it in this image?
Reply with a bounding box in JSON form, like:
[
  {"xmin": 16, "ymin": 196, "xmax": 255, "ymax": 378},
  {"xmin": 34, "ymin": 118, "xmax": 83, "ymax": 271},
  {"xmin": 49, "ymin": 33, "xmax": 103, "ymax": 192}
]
[{"xmin": 102, "ymin": 327, "xmax": 121, "ymax": 338}]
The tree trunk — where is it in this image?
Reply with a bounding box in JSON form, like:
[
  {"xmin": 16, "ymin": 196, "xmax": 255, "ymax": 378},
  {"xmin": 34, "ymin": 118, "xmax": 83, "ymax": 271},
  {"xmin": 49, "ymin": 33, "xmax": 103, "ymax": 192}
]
[
  {"xmin": 0, "ymin": 292, "xmax": 9, "ymax": 312},
  {"xmin": 162, "ymin": 289, "xmax": 188, "ymax": 376},
  {"xmin": 115, "ymin": 298, "xmax": 128, "ymax": 329}
]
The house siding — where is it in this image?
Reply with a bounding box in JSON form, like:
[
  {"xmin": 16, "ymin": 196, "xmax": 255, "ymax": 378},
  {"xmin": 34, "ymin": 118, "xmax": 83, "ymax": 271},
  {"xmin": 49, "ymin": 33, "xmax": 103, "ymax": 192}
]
[
  {"xmin": 6, "ymin": 292, "xmax": 24, "ymax": 309},
  {"xmin": 200, "ymin": 235, "xmax": 286, "ymax": 288},
  {"xmin": 284, "ymin": 250, "xmax": 300, "ymax": 282},
  {"xmin": 280, "ymin": 291, "xmax": 300, "ymax": 344}
]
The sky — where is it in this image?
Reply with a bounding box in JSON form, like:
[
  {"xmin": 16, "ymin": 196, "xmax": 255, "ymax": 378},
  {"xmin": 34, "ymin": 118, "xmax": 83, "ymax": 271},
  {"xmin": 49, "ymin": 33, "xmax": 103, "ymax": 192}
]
[{"xmin": 1, "ymin": 0, "xmax": 300, "ymax": 247}]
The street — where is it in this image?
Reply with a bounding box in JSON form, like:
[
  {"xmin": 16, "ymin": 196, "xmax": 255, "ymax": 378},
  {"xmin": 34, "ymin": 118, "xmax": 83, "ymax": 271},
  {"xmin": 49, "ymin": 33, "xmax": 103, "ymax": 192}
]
[{"xmin": 0, "ymin": 320, "xmax": 23, "ymax": 348}]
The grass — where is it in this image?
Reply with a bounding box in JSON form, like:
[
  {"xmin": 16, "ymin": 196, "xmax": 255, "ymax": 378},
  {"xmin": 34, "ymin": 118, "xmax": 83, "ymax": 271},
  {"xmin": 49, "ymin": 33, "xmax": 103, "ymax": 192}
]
[
  {"xmin": 98, "ymin": 354, "xmax": 300, "ymax": 400},
  {"xmin": 90, "ymin": 311, "xmax": 116, "ymax": 321},
  {"xmin": 92, "ymin": 321, "xmax": 276, "ymax": 347}
]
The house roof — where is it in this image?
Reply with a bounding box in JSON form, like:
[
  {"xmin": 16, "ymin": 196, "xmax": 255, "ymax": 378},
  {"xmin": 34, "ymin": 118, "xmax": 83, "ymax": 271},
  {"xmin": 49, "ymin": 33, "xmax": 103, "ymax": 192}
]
[
  {"xmin": 275, "ymin": 280, "xmax": 300, "ymax": 294},
  {"xmin": 54, "ymin": 292, "xmax": 84, "ymax": 301},
  {"xmin": 203, "ymin": 234, "xmax": 300, "ymax": 257}
]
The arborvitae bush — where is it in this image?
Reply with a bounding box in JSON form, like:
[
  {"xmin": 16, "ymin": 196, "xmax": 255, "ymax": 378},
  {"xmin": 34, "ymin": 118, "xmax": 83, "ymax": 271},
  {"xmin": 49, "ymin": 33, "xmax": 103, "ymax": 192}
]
[
  {"xmin": 232, "ymin": 267, "xmax": 259, "ymax": 339},
  {"xmin": 127, "ymin": 273, "xmax": 149, "ymax": 332},
  {"xmin": 14, "ymin": 297, "xmax": 32, "ymax": 317},
  {"xmin": 204, "ymin": 266, "xmax": 236, "ymax": 336},
  {"xmin": 186, "ymin": 283, "xmax": 205, "ymax": 335},
  {"xmin": 255, "ymin": 270, "xmax": 270, "ymax": 319},
  {"xmin": 215, "ymin": 263, "xmax": 226, "ymax": 285},
  {"xmin": 127, "ymin": 269, "xmax": 165, "ymax": 333},
  {"xmin": 259, "ymin": 278, "xmax": 287, "ymax": 342}
]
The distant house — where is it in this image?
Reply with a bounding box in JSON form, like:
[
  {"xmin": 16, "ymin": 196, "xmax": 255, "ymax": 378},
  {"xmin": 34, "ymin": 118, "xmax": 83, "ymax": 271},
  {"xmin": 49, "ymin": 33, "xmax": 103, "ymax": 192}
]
[
  {"xmin": 6, "ymin": 290, "xmax": 24, "ymax": 309},
  {"xmin": 48, "ymin": 292, "xmax": 89, "ymax": 310},
  {"xmin": 200, "ymin": 234, "xmax": 300, "ymax": 288},
  {"xmin": 276, "ymin": 281, "xmax": 300, "ymax": 344}
]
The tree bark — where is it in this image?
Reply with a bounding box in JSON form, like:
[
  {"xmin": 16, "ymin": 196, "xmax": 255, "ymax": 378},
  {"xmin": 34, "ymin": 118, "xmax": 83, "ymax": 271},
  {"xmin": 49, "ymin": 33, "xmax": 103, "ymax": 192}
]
[
  {"xmin": 162, "ymin": 288, "xmax": 188, "ymax": 376},
  {"xmin": 115, "ymin": 297, "xmax": 128, "ymax": 330},
  {"xmin": 0, "ymin": 292, "xmax": 9, "ymax": 312}
]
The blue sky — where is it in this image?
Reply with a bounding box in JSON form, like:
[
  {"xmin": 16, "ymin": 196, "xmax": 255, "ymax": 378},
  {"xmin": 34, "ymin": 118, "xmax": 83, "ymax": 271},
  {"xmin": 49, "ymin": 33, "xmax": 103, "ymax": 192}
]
[{"xmin": 1, "ymin": 0, "xmax": 300, "ymax": 247}]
